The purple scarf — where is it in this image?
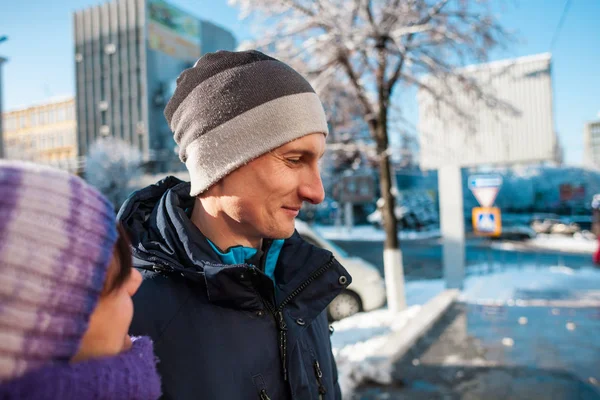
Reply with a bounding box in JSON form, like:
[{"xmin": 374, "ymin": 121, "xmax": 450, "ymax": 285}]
[{"xmin": 0, "ymin": 337, "xmax": 161, "ymax": 400}]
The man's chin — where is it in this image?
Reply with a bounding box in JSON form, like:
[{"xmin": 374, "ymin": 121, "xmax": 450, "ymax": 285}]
[{"xmin": 267, "ymin": 222, "xmax": 297, "ymax": 240}]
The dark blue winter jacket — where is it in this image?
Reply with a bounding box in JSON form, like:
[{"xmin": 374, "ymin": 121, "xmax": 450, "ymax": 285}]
[{"xmin": 117, "ymin": 177, "xmax": 351, "ymax": 400}]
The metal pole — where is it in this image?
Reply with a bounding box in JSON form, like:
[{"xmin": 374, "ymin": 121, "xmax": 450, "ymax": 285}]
[{"xmin": 344, "ymin": 202, "xmax": 353, "ymax": 232}]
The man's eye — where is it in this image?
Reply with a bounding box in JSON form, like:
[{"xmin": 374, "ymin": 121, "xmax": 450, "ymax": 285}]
[{"xmin": 287, "ymin": 158, "xmax": 301, "ymax": 164}]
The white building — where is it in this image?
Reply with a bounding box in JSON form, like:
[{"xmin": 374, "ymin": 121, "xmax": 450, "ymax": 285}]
[
  {"xmin": 584, "ymin": 120, "xmax": 600, "ymax": 169},
  {"xmin": 418, "ymin": 53, "xmax": 559, "ymax": 170}
]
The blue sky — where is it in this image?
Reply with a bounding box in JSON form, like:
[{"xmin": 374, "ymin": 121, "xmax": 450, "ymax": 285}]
[{"xmin": 0, "ymin": 0, "xmax": 598, "ymax": 166}]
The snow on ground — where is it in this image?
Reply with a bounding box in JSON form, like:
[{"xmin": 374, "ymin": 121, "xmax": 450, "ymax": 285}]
[
  {"xmin": 314, "ymin": 224, "xmax": 440, "ymax": 242},
  {"xmin": 331, "ymin": 306, "xmax": 421, "ymax": 398},
  {"xmin": 332, "ymin": 263, "xmax": 600, "ymax": 397},
  {"xmin": 460, "ymin": 264, "xmax": 600, "ymax": 304},
  {"xmin": 525, "ymin": 233, "xmax": 598, "ymax": 254}
]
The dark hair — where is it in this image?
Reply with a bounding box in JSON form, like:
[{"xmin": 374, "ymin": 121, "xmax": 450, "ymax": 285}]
[{"xmin": 103, "ymin": 223, "xmax": 134, "ymax": 294}]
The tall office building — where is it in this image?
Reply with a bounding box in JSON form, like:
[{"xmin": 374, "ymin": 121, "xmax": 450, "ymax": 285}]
[{"xmin": 74, "ymin": 0, "xmax": 236, "ymax": 172}]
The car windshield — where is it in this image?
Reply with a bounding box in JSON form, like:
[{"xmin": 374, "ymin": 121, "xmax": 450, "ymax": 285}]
[
  {"xmin": 326, "ymin": 238, "xmax": 350, "ymax": 258},
  {"xmin": 301, "ymin": 228, "xmax": 350, "ymax": 258}
]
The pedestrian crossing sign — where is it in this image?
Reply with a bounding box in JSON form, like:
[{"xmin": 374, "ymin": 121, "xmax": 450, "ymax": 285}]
[{"xmin": 472, "ymin": 207, "xmax": 502, "ymax": 237}]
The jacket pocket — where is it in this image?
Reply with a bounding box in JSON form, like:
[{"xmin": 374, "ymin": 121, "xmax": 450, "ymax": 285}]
[{"xmin": 252, "ymin": 374, "xmax": 272, "ymax": 400}]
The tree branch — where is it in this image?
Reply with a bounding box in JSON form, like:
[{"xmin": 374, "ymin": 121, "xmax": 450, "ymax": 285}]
[
  {"xmin": 364, "ymin": 0, "xmax": 379, "ymax": 35},
  {"xmin": 337, "ymin": 48, "xmax": 376, "ymax": 120}
]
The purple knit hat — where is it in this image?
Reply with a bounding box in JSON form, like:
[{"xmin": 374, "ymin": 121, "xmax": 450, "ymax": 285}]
[{"xmin": 0, "ymin": 160, "xmax": 118, "ymax": 382}]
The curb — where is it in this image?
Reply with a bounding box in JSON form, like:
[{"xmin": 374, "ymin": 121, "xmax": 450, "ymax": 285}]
[{"xmin": 369, "ymin": 289, "xmax": 459, "ymax": 363}]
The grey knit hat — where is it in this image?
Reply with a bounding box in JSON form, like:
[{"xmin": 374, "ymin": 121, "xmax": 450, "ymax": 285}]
[{"xmin": 165, "ymin": 50, "xmax": 329, "ymax": 196}]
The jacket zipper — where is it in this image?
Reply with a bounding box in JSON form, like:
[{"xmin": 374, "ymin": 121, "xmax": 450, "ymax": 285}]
[
  {"xmin": 313, "ymin": 360, "xmax": 327, "ymax": 399},
  {"xmin": 259, "ymin": 389, "xmax": 272, "ymax": 400},
  {"xmin": 259, "ymin": 257, "xmax": 336, "ymax": 382}
]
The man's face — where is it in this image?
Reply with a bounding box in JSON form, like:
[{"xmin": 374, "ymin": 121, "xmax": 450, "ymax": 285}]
[{"xmin": 213, "ymin": 133, "xmax": 326, "ymax": 240}]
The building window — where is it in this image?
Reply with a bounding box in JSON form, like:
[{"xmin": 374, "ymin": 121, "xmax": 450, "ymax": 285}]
[
  {"xmin": 66, "ymin": 105, "xmax": 75, "ymax": 121},
  {"xmin": 4, "ymin": 116, "xmax": 14, "ymax": 131},
  {"xmin": 57, "ymin": 108, "xmax": 67, "ymax": 122}
]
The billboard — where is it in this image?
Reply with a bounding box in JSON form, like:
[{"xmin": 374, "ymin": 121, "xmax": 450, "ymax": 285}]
[
  {"xmin": 147, "ymin": 0, "xmax": 201, "ymax": 61},
  {"xmin": 418, "ymin": 53, "xmax": 557, "ymax": 169}
]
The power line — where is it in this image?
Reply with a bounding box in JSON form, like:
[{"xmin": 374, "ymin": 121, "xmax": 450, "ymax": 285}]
[{"xmin": 550, "ymin": 0, "xmax": 572, "ymax": 51}]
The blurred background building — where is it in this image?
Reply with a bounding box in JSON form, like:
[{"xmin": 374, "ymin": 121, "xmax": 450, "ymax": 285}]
[
  {"xmin": 584, "ymin": 119, "xmax": 600, "ymax": 169},
  {"xmin": 73, "ymin": 0, "xmax": 236, "ymax": 173},
  {"xmin": 418, "ymin": 53, "xmax": 560, "ymax": 169},
  {"xmin": 2, "ymin": 96, "xmax": 78, "ymax": 172}
]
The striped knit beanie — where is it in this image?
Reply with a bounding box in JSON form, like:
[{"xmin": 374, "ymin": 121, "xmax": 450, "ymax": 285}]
[
  {"xmin": 165, "ymin": 50, "xmax": 329, "ymax": 196},
  {"xmin": 0, "ymin": 160, "xmax": 118, "ymax": 382}
]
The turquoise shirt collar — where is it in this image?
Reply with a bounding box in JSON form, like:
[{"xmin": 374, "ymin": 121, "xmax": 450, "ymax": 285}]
[{"xmin": 206, "ymin": 238, "xmax": 285, "ymax": 282}]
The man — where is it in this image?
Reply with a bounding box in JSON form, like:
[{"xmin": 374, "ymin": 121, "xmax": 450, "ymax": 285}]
[{"xmin": 118, "ymin": 50, "xmax": 351, "ymax": 399}]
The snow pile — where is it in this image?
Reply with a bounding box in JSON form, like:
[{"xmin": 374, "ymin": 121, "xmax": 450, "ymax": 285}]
[
  {"xmin": 395, "ymin": 263, "xmax": 600, "ymax": 308},
  {"xmin": 331, "ymin": 306, "xmax": 421, "ymax": 398},
  {"xmin": 458, "ymin": 264, "xmax": 600, "ymax": 304},
  {"xmin": 314, "ymin": 224, "xmax": 440, "ymax": 242},
  {"xmin": 527, "ymin": 233, "xmax": 598, "ymax": 254}
]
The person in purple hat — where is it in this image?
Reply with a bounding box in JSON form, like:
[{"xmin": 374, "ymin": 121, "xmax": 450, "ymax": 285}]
[{"xmin": 0, "ymin": 160, "xmax": 161, "ymax": 400}]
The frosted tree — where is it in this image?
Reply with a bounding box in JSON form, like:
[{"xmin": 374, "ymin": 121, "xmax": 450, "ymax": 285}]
[
  {"xmin": 85, "ymin": 137, "xmax": 143, "ymax": 210},
  {"xmin": 230, "ymin": 0, "xmax": 513, "ymax": 311}
]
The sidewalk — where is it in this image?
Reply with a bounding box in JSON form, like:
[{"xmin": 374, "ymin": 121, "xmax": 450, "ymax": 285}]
[
  {"xmin": 331, "ymin": 290, "xmax": 457, "ymax": 397},
  {"xmin": 334, "ymin": 264, "xmax": 600, "ymax": 399},
  {"xmin": 355, "ymin": 302, "xmax": 600, "ymax": 399}
]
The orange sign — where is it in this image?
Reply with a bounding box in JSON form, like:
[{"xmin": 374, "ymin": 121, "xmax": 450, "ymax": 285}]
[{"xmin": 472, "ymin": 207, "xmax": 502, "ymax": 237}]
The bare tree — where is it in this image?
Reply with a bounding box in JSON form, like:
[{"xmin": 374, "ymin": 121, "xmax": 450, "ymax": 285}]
[
  {"xmin": 85, "ymin": 136, "xmax": 142, "ymax": 210},
  {"xmin": 230, "ymin": 0, "xmax": 513, "ymax": 311}
]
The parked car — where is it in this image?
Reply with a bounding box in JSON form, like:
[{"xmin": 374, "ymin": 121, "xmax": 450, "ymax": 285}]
[
  {"xmin": 295, "ymin": 220, "xmax": 386, "ymax": 321},
  {"xmin": 367, "ymin": 192, "xmax": 439, "ymax": 230},
  {"xmin": 367, "ymin": 206, "xmax": 437, "ymax": 230},
  {"xmin": 531, "ymin": 218, "xmax": 561, "ymax": 234},
  {"xmin": 550, "ymin": 221, "xmax": 581, "ymax": 235},
  {"xmin": 490, "ymin": 225, "xmax": 537, "ymax": 241},
  {"xmin": 531, "ymin": 218, "xmax": 580, "ymax": 235}
]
